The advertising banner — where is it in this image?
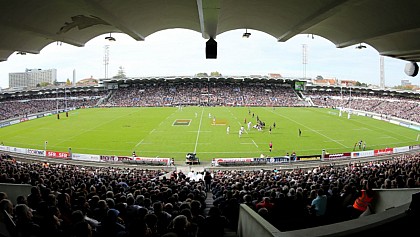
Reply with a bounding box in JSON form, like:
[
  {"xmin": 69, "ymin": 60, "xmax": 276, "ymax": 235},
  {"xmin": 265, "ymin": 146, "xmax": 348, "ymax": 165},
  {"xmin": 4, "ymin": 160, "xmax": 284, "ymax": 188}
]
[
  {"xmin": 393, "ymin": 146, "xmax": 410, "ymax": 153},
  {"xmin": 46, "ymin": 150, "xmax": 70, "ymax": 159},
  {"xmin": 351, "ymin": 150, "xmax": 374, "ymax": 158},
  {"xmin": 0, "ymin": 145, "xmax": 10, "ymax": 151},
  {"xmin": 297, "ymin": 155, "xmax": 321, "ymax": 161},
  {"xmin": 100, "ymin": 155, "xmax": 120, "ymax": 162},
  {"xmin": 374, "ymin": 148, "xmax": 394, "ymax": 156},
  {"xmin": 0, "ymin": 122, "xmax": 10, "ymax": 128},
  {"xmin": 213, "ymin": 158, "xmax": 253, "ymax": 166},
  {"xmin": 409, "ymin": 145, "xmax": 420, "ymax": 150},
  {"xmin": 72, "ymin": 153, "xmax": 101, "ymax": 162},
  {"xmin": 10, "ymin": 147, "xmax": 27, "ymax": 154},
  {"xmin": 132, "ymin": 157, "xmax": 171, "ymax": 165},
  {"xmin": 9, "ymin": 120, "xmax": 20, "ymax": 125},
  {"xmin": 324, "ymin": 152, "xmax": 351, "ymax": 160},
  {"xmin": 259, "ymin": 157, "xmax": 290, "ymax": 163},
  {"xmin": 27, "ymin": 149, "xmax": 46, "ymax": 156}
]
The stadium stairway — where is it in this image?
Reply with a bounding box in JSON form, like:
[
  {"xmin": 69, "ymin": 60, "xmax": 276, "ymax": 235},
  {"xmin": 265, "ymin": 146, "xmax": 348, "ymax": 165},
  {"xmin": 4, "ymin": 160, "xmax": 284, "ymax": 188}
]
[
  {"xmin": 203, "ymin": 192, "xmax": 238, "ymax": 237},
  {"xmin": 176, "ymin": 164, "xmax": 238, "ymax": 236}
]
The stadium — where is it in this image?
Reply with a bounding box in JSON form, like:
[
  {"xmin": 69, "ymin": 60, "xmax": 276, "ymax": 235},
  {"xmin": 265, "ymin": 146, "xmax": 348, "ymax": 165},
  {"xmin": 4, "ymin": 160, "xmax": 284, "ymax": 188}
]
[{"xmin": 1, "ymin": 1, "xmax": 420, "ymax": 237}]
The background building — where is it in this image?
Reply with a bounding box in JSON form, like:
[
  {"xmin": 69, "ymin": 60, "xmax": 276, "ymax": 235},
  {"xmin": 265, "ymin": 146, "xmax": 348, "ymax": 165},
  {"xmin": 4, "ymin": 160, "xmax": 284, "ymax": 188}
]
[
  {"xmin": 9, "ymin": 68, "xmax": 57, "ymax": 88},
  {"xmin": 401, "ymin": 79, "xmax": 411, "ymax": 86}
]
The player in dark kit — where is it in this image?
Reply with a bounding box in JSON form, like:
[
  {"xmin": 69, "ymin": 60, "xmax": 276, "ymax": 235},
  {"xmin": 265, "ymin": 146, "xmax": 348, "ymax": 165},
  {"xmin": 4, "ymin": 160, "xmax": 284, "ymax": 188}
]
[{"xmin": 299, "ymin": 128, "xmax": 302, "ymax": 137}]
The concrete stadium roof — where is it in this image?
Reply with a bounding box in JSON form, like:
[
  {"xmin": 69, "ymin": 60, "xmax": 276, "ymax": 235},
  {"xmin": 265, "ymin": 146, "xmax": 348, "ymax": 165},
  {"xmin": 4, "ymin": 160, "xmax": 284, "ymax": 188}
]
[{"xmin": 1, "ymin": 0, "xmax": 420, "ymax": 62}]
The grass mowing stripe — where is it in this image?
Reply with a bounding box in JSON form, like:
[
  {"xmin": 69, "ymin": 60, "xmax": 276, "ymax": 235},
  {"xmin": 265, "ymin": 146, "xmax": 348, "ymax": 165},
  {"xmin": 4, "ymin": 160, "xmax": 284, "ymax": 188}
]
[
  {"xmin": 131, "ymin": 108, "xmax": 178, "ymax": 151},
  {"xmin": 264, "ymin": 107, "xmax": 350, "ymax": 148},
  {"xmin": 53, "ymin": 110, "xmax": 141, "ymax": 147},
  {"xmin": 348, "ymin": 117, "xmax": 415, "ymax": 141},
  {"xmin": 308, "ymin": 108, "xmax": 414, "ymax": 141},
  {"xmin": 134, "ymin": 139, "xmax": 144, "ymax": 147},
  {"xmin": 1, "ymin": 107, "xmax": 417, "ymax": 160}
]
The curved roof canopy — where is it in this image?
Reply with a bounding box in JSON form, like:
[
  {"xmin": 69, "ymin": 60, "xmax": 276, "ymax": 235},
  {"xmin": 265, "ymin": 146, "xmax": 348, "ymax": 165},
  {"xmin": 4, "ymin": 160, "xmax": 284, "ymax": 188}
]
[{"xmin": 1, "ymin": 0, "xmax": 420, "ymax": 62}]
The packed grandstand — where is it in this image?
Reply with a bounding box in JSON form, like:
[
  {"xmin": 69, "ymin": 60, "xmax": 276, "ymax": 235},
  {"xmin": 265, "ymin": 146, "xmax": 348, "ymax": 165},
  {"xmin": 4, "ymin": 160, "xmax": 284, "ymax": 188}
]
[{"xmin": 0, "ymin": 78, "xmax": 419, "ymax": 237}]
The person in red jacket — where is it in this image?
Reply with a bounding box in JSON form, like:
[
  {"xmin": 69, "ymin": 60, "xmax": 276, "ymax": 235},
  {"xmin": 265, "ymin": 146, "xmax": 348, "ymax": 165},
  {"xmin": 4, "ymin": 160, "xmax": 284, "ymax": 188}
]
[{"xmin": 256, "ymin": 197, "xmax": 274, "ymax": 212}]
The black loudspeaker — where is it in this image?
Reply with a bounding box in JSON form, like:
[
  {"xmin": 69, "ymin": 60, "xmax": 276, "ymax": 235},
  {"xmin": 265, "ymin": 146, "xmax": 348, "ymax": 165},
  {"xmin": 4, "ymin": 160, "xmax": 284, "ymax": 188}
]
[
  {"xmin": 206, "ymin": 37, "xmax": 217, "ymax": 59},
  {"xmin": 404, "ymin": 62, "xmax": 419, "ymax": 77}
]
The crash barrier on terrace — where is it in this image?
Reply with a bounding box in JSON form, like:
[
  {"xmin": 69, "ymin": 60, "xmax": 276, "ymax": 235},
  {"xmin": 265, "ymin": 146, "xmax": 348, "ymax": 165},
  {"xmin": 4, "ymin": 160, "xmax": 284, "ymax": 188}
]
[
  {"xmin": 237, "ymin": 189, "xmax": 420, "ymax": 237},
  {"xmin": 209, "ymin": 144, "xmax": 419, "ymax": 169},
  {"xmin": 0, "ymin": 144, "xmax": 174, "ymax": 167},
  {"xmin": 1, "ymin": 143, "xmax": 420, "ymax": 172},
  {"xmin": 0, "ymin": 183, "xmax": 32, "ymax": 205}
]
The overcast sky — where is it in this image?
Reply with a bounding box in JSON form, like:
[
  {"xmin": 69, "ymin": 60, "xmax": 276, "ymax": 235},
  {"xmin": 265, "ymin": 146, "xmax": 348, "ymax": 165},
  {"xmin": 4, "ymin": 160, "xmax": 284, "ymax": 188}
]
[{"xmin": 0, "ymin": 29, "xmax": 416, "ymax": 89}]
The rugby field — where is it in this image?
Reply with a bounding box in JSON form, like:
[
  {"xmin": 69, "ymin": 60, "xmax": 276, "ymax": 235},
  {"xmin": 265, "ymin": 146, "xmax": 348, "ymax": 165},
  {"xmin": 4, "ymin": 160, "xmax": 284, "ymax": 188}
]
[{"xmin": 0, "ymin": 107, "xmax": 418, "ymax": 161}]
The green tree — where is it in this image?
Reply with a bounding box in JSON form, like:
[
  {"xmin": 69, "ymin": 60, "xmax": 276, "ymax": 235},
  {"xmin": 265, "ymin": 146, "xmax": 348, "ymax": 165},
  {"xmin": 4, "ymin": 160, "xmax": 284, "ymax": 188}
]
[
  {"xmin": 39, "ymin": 82, "xmax": 51, "ymax": 87},
  {"xmin": 66, "ymin": 78, "xmax": 71, "ymax": 85},
  {"xmin": 113, "ymin": 66, "xmax": 126, "ymax": 79},
  {"xmin": 195, "ymin": 72, "xmax": 208, "ymax": 77},
  {"xmin": 355, "ymin": 81, "xmax": 368, "ymax": 87},
  {"xmin": 210, "ymin": 71, "xmax": 221, "ymax": 76}
]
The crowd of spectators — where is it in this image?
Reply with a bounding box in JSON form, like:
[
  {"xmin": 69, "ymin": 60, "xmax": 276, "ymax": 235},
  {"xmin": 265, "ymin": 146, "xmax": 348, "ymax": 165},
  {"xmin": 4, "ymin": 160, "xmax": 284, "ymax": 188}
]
[
  {"xmin": 0, "ymin": 156, "xmax": 224, "ymax": 237},
  {"xmin": 1, "ymin": 83, "xmax": 419, "ymax": 125},
  {"xmin": 0, "ymin": 91, "xmax": 107, "ymax": 121},
  {"xmin": 102, "ymin": 82, "xmax": 305, "ymax": 107},
  {"xmin": 0, "ymin": 152, "xmax": 419, "ymax": 236},
  {"xmin": 306, "ymin": 90, "xmax": 420, "ymax": 123}
]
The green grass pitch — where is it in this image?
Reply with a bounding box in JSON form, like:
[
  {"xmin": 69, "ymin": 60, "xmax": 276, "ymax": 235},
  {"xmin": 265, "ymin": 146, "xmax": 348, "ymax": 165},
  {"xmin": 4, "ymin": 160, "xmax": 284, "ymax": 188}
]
[{"xmin": 0, "ymin": 107, "xmax": 418, "ymax": 161}]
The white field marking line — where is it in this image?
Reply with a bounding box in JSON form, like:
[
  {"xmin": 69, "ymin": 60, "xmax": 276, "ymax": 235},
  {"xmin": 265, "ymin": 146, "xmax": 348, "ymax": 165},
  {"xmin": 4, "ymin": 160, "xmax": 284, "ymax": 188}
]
[
  {"xmin": 240, "ymin": 143, "xmax": 253, "ymax": 144},
  {"xmin": 237, "ymin": 120, "xmax": 249, "ymax": 134},
  {"xmin": 171, "ymin": 119, "xmax": 192, "ymax": 126},
  {"xmin": 379, "ymin": 136, "xmax": 398, "ymax": 139},
  {"xmin": 264, "ymin": 107, "xmax": 350, "ymax": 148},
  {"xmin": 252, "ymin": 139, "xmax": 259, "ymax": 148},
  {"xmin": 193, "ymin": 108, "xmax": 204, "ymax": 153},
  {"xmin": 135, "ymin": 139, "xmax": 144, "ymax": 147},
  {"xmin": 133, "ymin": 109, "xmax": 177, "ymax": 151},
  {"xmin": 352, "ymin": 128, "xmax": 371, "ymax": 131},
  {"xmin": 159, "ymin": 110, "xmax": 176, "ymax": 126},
  {"xmin": 182, "ymin": 143, "xmax": 211, "ymax": 145},
  {"xmin": 343, "ymin": 115, "xmax": 415, "ymax": 141}
]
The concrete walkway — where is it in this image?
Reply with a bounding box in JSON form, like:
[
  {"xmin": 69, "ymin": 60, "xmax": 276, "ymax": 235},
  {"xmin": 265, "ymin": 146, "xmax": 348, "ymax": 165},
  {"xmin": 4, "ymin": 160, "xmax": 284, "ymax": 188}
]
[{"xmin": 203, "ymin": 192, "xmax": 238, "ymax": 237}]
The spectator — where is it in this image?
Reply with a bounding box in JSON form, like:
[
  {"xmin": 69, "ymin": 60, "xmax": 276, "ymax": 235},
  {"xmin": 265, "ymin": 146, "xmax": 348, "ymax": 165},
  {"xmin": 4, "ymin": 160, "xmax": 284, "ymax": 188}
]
[
  {"xmin": 203, "ymin": 172, "xmax": 212, "ymax": 192},
  {"xmin": 15, "ymin": 204, "xmax": 41, "ymax": 237},
  {"xmin": 347, "ymin": 180, "xmax": 375, "ymax": 219},
  {"xmin": 0, "ymin": 199, "xmax": 16, "ymax": 237},
  {"xmin": 201, "ymin": 207, "xmax": 229, "ymax": 237},
  {"xmin": 162, "ymin": 215, "xmax": 189, "ymax": 237}
]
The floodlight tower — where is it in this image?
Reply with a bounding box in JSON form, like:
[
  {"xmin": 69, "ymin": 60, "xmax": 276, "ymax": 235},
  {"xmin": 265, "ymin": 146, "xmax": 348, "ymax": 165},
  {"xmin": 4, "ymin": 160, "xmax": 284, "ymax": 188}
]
[
  {"xmin": 104, "ymin": 45, "xmax": 110, "ymax": 79},
  {"xmin": 380, "ymin": 56, "xmax": 385, "ymax": 89},
  {"xmin": 302, "ymin": 44, "xmax": 308, "ymax": 79}
]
